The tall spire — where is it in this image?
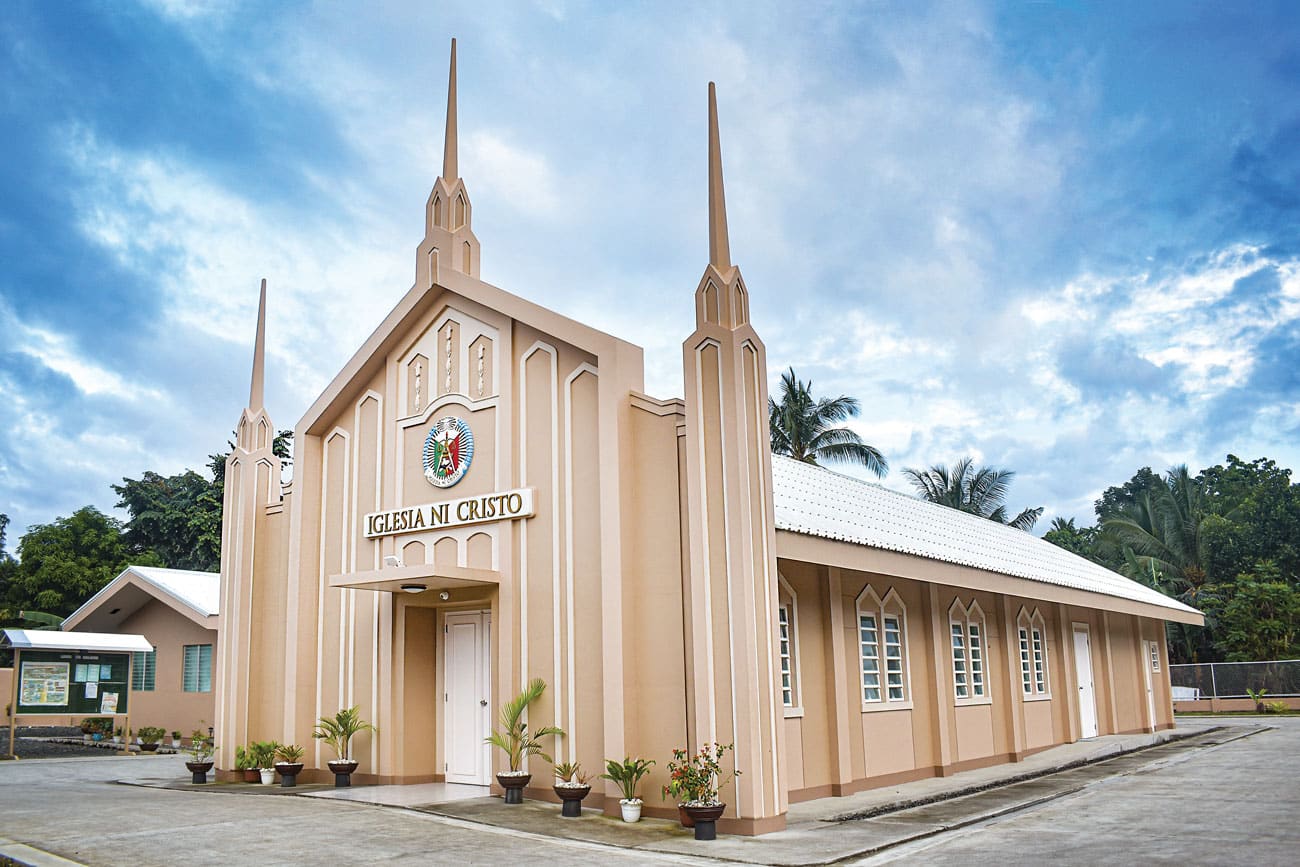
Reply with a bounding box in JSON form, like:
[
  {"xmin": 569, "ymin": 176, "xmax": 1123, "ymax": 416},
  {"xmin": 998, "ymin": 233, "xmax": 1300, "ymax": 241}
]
[
  {"xmin": 248, "ymin": 278, "xmax": 266, "ymax": 412},
  {"xmin": 707, "ymin": 81, "xmax": 731, "ymax": 272},
  {"xmin": 442, "ymin": 38, "xmax": 458, "ymax": 182}
]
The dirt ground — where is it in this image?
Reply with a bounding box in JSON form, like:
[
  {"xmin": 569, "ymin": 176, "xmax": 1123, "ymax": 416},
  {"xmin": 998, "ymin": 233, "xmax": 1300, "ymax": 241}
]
[{"xmin": 4, "ymin": 725, "xmax": 116, "ymax": 759}]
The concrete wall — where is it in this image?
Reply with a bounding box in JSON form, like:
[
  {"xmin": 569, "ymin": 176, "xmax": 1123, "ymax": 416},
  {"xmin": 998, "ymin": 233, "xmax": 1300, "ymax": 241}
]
[
  {"xmin": 777, "ymin": 561, "xmax": 1178, "ymax": 802},
  {"xmin": 119, "ymin": 599, "xmax": 219, "ymax": 738}
]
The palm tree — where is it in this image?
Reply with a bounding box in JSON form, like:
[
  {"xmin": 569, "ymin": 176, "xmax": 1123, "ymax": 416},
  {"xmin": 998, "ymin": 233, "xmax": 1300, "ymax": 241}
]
[
  {"xmin": 1099, "ymin": 465, "xmax": 1220, "ymax": 662},
  {"xmin": 768, "ymin": 368, "xmax": 888, "ymax": 477},
  {"xmin": 903, "ymin": 457, "xmax": 1043, "ymax": 531}
]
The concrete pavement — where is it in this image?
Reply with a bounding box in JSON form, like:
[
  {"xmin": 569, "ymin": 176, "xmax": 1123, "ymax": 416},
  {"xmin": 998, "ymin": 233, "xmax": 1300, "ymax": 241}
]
[{"xmin": 1, "ymin": 717, "xmax": 1295, "ymax": 865}]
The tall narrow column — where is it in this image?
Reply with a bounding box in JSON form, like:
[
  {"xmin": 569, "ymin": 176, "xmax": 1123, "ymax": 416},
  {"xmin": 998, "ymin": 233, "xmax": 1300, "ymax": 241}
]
[
  {"xmin": 681, "ymin": 83, "xmax": 786, "ymax": 832},
  {"xmin": 214, "ymin": 279, "xmax": 282, "ymax": 772}
]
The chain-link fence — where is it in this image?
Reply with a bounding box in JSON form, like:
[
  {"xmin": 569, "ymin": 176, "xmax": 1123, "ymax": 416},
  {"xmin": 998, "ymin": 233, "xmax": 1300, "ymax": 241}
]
[{"xmin": 1170, "ymin": 659, "xmax": 1300, "ymax": 699}]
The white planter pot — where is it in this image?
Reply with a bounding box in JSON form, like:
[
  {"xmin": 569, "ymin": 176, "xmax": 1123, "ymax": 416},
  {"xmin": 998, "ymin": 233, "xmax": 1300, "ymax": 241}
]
[
  {"xmin": 259, "ymin": 768, "xmax": 276, "ymax": 785},
  {"xmin": 112, "ymin": 737, "xmax": 120, "ymax": 744},
  {"xmin": 171, "ymin": 739, "xmax": 182, "ymax": 748},
  {"xmin": 620, "ymin": 799, "xmax": 643, "ymax": 823}
]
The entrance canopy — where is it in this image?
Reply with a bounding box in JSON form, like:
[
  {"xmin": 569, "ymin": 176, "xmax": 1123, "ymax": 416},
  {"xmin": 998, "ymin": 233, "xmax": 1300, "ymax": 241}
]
[
  {"xmin": 1, "ymin": 629, "xmax": 153, "ymax": 653},
  {"xmin": 329, "ymin": 562, "xmax": 499, "ymax": 594}
]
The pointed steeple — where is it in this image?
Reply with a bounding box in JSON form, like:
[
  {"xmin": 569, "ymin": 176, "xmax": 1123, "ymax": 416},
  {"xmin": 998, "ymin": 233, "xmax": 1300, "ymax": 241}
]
[
  {"xmin": 248, "ymin": 278, "xmax": 266, "ymax": 412},
  {"xmin": 442, "ymin": 38, "xmax": 458, "ymax": 183},
  {"xmin": 419, "ymin": 37, "xmax": 480, "ymax": 281},
  {"xmin": 707, "ymin": 81, "xmax": 731, "ymax": 272}
]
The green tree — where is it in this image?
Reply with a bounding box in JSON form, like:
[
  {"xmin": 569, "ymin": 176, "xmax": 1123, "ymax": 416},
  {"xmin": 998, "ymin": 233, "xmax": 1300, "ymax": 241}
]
[
  {"xmin": 113, "ymin": 470, "xmax": 223, "ymax": 572},
  {"xmin": 1197, "ymin": 455, "xmax": 1300, "ymax": 581},
  {"xmin": 3, "ymin": 506, "xmax": 152, "ymax": 619},
  {"xmin": 1212, "ymin": 563, "xmax": 1300, "ymax": 661},
  {"xmin": 768, "ymin": 368, "xmax": 887, "ymax": 476},
  {"xmin": 902, "ymin": 458, "xmax": 1043, "ymax": 531},
  {"xmin": 1043, "ymin": 517, "xmax": 1102, "ymax": 562},
  {"xmin": 1094, "ymin": 467, "xmax": 1163, "ymax": 522}
]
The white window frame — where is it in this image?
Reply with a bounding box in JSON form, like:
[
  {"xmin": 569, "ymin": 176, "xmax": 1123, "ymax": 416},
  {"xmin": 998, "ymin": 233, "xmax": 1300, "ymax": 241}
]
[
  {"xmin": 1148, "ymin": 640, "xmax": 1161, "ymax": 672},
  {"xmin": 949, "ymin": 599, "xmax": 992, "ymax": 706},
  {"xmin": 857, "ymin": 585, "xmax": 912, "ymax": 711},
  {"xmin": 1016, "ymin": 608, "xmax": 1052, "ymax": 700},
  {"xmin": 777, "ymin": 575, "xmax": 803, "ymax": 718}
]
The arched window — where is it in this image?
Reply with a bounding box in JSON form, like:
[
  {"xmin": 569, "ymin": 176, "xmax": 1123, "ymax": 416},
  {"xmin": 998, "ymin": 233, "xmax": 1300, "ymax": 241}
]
[
  {"xmin": 777, "ymin": 575, "xmax": 802, "ymax": 715},
  {"xmin": 949, "ymin": 598, "xmax": 989, "ymax": 704},
  {"xmin": 857, "ymin": 585, "xmax": 911, "ymax": 709},
  {"xmin": 1017, "ymin": 607, "xmax": 1051, "ymax": 699}
]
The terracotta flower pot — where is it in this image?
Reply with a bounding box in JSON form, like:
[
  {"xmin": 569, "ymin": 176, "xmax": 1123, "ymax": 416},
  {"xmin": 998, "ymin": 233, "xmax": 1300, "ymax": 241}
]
[
  {"xmin": 497, "ymin": 772, "xmax": 531, "ymax": 804},
  {"xmin": 682, "ymin": 803, "xmax": 726, "ymax": 841},
  {"xmin": 554, "ymin": 784, "xmax": 591, "ymax": 817},
  {"xmin": 678, "ymin": 805, "xmax": 694, "ymax": 827},
  {"xmin": 243, "ymin": 768, "xmax": 261, "ymax": 783}
]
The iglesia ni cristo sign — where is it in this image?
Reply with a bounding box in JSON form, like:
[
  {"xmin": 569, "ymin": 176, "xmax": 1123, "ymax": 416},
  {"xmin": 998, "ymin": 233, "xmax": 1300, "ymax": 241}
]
[{"xmin": 363, "ymin": 488, "xmax": 534, "ymax": 539}]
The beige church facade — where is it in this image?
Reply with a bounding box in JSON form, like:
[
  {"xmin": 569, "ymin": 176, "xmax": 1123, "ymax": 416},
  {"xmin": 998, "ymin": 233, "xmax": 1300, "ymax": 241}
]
[{"xmin": 214, "ymin": 41, "xmax": 1202, "ymax": 835}]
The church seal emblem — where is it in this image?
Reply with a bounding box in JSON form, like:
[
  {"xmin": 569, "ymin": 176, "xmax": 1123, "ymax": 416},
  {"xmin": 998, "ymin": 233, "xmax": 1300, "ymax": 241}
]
[{"xmin": 422, "ymin": 416, "xmax": 474, "ymax": 488}]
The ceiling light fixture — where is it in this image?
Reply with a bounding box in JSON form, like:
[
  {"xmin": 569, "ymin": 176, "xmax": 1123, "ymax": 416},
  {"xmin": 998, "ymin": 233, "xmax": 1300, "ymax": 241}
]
[{"xmin": 400, "ymin": 584, "xmax": 425, "ymax": 594}]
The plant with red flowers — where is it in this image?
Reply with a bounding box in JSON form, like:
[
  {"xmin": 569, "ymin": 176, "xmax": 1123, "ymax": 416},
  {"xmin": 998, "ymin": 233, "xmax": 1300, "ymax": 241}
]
[{"xmin": 661, "ymin": 742, "xmax": 740, "ymax": 807}]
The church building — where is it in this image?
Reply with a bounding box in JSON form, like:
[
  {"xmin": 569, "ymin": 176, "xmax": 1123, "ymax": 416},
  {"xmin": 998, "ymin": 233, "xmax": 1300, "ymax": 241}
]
[{"xmin": 214, "ymin": 40, "xmax": 1202, "ymax": 835}]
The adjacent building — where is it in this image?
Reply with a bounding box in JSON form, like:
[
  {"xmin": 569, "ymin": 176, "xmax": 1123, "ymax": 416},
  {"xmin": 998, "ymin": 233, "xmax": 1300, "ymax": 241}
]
[
  {"xmin": 213, "ymin": 40, "xmax": 1202, "ymax": 834},
  {"xmin": 63, "ymin": 565, "xmax": 219, "ymax": 737}
]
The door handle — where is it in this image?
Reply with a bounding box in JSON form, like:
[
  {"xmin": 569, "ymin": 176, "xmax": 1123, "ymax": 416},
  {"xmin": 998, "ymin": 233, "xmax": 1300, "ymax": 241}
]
[{"xmin": 480, "ymin": 699, "xmax": 488, "ymax": 707}]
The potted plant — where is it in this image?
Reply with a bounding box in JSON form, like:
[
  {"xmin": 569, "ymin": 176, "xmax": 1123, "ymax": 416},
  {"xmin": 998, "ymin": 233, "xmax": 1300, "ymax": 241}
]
[
  {"xmin": 485, "ymin": 678, "xmax": 564, "ymax": 805},
  {"xmin": 185, "ymin": 729, "xmax": 215, "ymax": 784},
  {"xmin": 552, "ymin": 761, "xmax": 592, "ymax": 817},
  {"xmin": 171, "ymin": 730, "xmax": 183, "ymax": 749},
  {"xmin": 1247, "ymin": 687, "xmax": 1269, "ymax": 713},
  {"xmin": 235, "ymin": 745, "xmax": 259, "ymax": 782},
  {"xmin": 275, "ymin": 743, "xmax": 306, "ymax": 787},
  {"xmin": 663, "ymin": 742, "xmax": 740, "ymax": 841},
  {"xmin": 250, "ymin": 741, "xmax": 281, "ymax": 784},
  {"xmin": 601, "ymin": 756, "xmax": 656, "ymax": 822},
  {"xmin": 112, "ymin": 726, "xmax": 123, "ymax": 745},
  {"xmin": 313, "ymin": 706, "xmax": 377, "ymax": 787},
  {"xmin": 137, "ymin": 726, "xmax": 166, "ymax": 752}
]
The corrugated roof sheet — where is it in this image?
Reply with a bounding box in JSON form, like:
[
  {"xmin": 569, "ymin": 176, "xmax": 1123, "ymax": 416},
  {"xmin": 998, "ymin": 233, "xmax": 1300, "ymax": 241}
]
[
  {"xmin": 128, "ymin": 566, "xmax": 220, "ymax": 617},
  {"xmin": 3, "ymin": 628, "xmax": 154, "ymax": 653},
  {"xmin": 771, "ymin": 455, "xmax": 1198, "ymax": 616}
]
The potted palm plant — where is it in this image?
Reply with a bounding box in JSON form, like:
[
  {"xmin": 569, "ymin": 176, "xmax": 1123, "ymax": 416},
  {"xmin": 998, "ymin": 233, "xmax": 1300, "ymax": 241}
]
[
  {"xmin": 251, "ymin": 741, "xmax": 281, "ymax": 785},
  {"xmin": 313, "ymin": 706, "xmax": 377, "ymax": 787},
  {"xmin": 485, "ymin": 678, "xmax": 564, "ymax": 805},
  {"xmin": 137, "ymin": 726, "xmax": 166, "ymax": 752},
  {"xmin": 185, "ymin": 729, "xmax": 215, "ymax": 784},
  {"xmin": 663, "ymin": 742, "xmax": 740, "ymax": 841},
  {"xmin": 171, "ymin": 730, "xmax": 183, "ymax": 749},
  {"xmin": 275, "ymin": 743, "xmax": 306, "ymax": 787},
  {"xmin": 601, "ymin": 756, "xmax": 656, "ymax": 822},
  {"xmin": 552, "ymin": 761, "xmax": 592, "ymax": 817}
]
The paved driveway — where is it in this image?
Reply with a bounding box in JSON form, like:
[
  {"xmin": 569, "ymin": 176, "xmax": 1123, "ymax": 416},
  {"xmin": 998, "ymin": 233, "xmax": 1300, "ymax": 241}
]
[
  {"xmin": 2, "ymin": 717, "xmax": 1296, "ymax": 866},
  {"xmin": 0, "ymin": 753, "xmax": 694, "ymax": 866},
  {"xmin": 860, "ymin": 716, "xmax": 1300, "ymax": 866}
]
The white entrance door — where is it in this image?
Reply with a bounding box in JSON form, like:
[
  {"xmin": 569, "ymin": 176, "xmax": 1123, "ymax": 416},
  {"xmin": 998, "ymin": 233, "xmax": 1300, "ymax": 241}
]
[
  {"xmin": 1073, "ymin": 625, "xmax": 1099, "ymax": 738},
  {"xmin": 444, "ymin": 611, "xmax": 491, "ymax": 785},
  {"xmin": 1143, "ymin": 640, "xmax": 1158, "ymax": 730}
]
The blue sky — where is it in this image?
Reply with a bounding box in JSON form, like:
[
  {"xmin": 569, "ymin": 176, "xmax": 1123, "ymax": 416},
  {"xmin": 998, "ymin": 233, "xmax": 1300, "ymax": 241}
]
[{"xmin": 3, "ymin": 0, "xmax": 1299, "ymax": 542}]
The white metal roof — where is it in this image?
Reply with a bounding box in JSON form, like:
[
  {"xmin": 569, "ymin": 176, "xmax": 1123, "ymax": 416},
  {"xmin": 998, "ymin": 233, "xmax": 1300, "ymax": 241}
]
[
  {"xmin": 771, "ymin": 455, "xmax": 1199, "ymax": 616},
  {"xmin": 127, "ymin": 566, "xmax": 221, "ymax": 617},
  {"xmin": 2, "ymin": 628, "xmax": 154, "ymax": 653}
]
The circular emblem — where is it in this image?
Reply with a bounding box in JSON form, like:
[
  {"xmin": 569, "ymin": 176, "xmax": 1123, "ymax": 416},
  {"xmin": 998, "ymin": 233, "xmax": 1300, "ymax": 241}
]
[{"xmin": 423, "ymin": 416, "xmax": 474, "ymax": 488}]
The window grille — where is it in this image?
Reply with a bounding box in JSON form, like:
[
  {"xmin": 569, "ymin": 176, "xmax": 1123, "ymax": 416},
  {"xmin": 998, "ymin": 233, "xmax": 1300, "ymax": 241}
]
[
  {"xmin": 183, "ymin": 644, "xmax": 213, "ymax": 693},
  {"xmin": 778, "ymin": 605, "xmax": 793, "ymax": 707},
  {"xmin": 131, "ymin": 649, "xmax": 156, "ymax": 692},
  {"xmin": 861, "ymin": 614, "xmax": 881, "ymax": 702}
]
